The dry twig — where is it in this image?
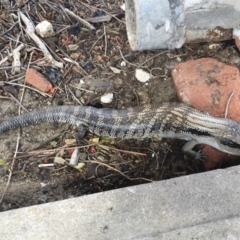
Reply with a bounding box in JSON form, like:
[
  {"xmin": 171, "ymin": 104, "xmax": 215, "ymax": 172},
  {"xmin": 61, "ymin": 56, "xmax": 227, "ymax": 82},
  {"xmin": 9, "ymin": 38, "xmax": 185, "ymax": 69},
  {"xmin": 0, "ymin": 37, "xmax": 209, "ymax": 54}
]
[
  {"xmin": 81, "ymin": 2, "xmax": 125, "ymax": 24},
  {"xmin": 84, "ymin": 160, "xmax": 152, "ymax": 182},
  {"xmin": 0, "ymin": 134, "xmax": 21, "ymax": 204},
  {"xmin": 7, "ymin": 92, "xmax": 28, "ymax": 112},
  {"xmin": 19, "ymin": 11, "xmax": 63, "ymax": 68},
  {"xmin": 0, "ymin": 43, "xmax": 24, "ymax": 66},
  {"xmin": 64, "ymin": 8, "xmax": 95, "ymax": 30},
  {"xmin": 6, "ymin": 82, "xmax": 52, "ymax": 97},
  {"xmin": 225, "ymin": 91, "xmax": 234, "ymax": 118}
]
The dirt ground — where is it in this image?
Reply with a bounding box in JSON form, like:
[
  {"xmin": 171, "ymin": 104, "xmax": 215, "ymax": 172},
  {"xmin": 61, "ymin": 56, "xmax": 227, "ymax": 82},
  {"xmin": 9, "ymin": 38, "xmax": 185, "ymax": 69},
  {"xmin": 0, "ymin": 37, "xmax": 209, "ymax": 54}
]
[{"xmin": 0, "ymin": 1, "xmax": 240, "ymax": 212}]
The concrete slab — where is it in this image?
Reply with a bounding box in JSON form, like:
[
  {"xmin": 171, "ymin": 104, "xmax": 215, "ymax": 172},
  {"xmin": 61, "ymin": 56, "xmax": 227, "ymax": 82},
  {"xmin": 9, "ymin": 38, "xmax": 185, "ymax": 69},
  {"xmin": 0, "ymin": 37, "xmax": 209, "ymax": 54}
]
[{"xmin": 1, "ymin": 166, "xmax": 240, "ymax": 240}]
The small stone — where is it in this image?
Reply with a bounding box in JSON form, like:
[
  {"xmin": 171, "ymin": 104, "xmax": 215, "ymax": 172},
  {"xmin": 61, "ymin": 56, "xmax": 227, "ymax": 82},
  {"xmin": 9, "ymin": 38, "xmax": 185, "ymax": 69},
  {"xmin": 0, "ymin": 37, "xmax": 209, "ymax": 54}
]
[
  {"xmin": 208, "ymin": 43, "xmax": 223, "ymax": 50},
  {"xmin": 54, "ymin": 157, "xmax": 66, "ymax": 165},
  {"xmin": 100, "ymin": 93, "xmax": 114, "ymax": 103},
  {"xmin": 110, "ymin": 66, "xmax": 121, "ymax": 74},
  {"xmin": 70, "ymin": 52, "xmax": 80, "ymax": 59},
  {"xmin": 35, "ymin": 20, "xmax": 55, "ymax": 38},
  {"xmin": 75, "ymin": 89, "xmax": 82, "ymax": 98},
  {"xmin": 120, "ymin": 3, "xmax": 125, "ymax": 11},
  {"xmin": 229, "ymin": 55, "xmax": 240, "ymax": 64},
  {"xmin": 68, "ymin": 44, "xmax": 79, "ymax": 51},
  {"xmin": 80, "ymin": 79, "xmax": 85, "ymax": 84},
  {"xmin": 40, "ymin": 182, "xmax": 48, "ymax": 187},
  {"xmin": 55, "ymin": 14, "xmax": 63, "ymax": 23},
  {"xmin": 120, "ymin": 61, "xmax": 126, "ymax": 67},
  {"xmin": 135, "ymin": 69, "xmax": 151, "ymax": 83}
]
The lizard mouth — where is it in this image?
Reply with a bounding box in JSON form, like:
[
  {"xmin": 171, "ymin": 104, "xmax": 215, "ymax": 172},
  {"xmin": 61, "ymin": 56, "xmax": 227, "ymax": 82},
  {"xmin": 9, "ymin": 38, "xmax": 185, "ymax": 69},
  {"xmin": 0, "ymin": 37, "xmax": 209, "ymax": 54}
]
[{"xmin": 219, "ymin": 138, "xmax": 240, "ymax": 149}]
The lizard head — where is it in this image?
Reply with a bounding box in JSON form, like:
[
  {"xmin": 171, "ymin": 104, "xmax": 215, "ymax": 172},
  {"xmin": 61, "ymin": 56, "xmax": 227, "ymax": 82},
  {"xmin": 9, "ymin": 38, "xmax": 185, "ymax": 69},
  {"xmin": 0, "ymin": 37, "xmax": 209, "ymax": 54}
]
[{"xmin": 217, "ymin": 120, "xmax": 240, "ymax": 155}]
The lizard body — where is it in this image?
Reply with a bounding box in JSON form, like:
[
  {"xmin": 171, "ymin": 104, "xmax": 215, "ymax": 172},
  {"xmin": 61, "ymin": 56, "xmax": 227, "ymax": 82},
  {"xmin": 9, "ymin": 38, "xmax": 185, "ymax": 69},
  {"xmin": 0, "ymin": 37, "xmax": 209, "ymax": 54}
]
[{"xmin": 1, "ymin": 102, "xmax": 240, "ymax": 157}]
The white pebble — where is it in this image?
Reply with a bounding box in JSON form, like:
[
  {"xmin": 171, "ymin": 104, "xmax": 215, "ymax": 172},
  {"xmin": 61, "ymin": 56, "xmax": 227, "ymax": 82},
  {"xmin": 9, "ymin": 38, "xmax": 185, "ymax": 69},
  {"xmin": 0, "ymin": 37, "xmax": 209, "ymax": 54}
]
[
  {"xmin": 41, "ymin": 182, "xmax": 48, "ymax": 187},
  {"xmin": 101, "ymin": 93, "xmax": 114, "ymax": 103},
  {"xmin": 80, "ymin": 79, "xmax": 85, "ymax": 84},
  {"xmin": 36, "ymin": 20, "xmax": 55, "ymax": 38},
  {"xmin": 120, "ymin": 3, "xmax": 125, "ymax": 11},
  {"xmin": 120, "ymin": 61, "xmax": 126, "ymax": 67},
  {"xmin": 110, "ymin": 66, "xmax": 121, "ymax": 74},
  {"xmin": 135, "ymin": 69, "xmax": 151, "ymax": 83}
]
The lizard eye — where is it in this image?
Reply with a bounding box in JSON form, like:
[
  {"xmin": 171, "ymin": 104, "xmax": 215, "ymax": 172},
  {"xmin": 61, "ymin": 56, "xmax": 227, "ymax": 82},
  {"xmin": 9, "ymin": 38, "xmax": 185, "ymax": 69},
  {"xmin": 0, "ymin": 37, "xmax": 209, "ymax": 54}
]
[{"xmin": 220, "ymin": 138, "xmax": 240, "ymax": 148}]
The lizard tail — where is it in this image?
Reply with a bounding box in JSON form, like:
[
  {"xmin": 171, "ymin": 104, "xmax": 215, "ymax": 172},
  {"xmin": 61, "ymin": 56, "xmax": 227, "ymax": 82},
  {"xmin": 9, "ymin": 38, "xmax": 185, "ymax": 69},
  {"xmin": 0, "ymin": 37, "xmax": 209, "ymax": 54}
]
[{"xmin": 0, "ymin": 105, "xmax": 83, "ymax": 133}]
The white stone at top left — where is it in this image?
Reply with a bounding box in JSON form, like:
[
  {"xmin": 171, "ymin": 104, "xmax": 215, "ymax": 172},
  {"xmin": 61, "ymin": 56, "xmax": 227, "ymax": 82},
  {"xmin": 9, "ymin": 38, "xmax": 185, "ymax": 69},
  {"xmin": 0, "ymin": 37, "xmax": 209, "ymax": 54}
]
[{"xmin": 36, "ymin": 20, "xmax": 55, "ymax": 38}]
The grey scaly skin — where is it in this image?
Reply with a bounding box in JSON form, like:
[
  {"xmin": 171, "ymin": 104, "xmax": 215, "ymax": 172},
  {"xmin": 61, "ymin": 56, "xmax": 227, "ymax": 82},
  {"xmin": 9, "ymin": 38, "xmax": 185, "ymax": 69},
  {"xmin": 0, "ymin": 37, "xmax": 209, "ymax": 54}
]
[{"xmin": 1, "ymin": 102, "xmax": 240, "ymax": 157}]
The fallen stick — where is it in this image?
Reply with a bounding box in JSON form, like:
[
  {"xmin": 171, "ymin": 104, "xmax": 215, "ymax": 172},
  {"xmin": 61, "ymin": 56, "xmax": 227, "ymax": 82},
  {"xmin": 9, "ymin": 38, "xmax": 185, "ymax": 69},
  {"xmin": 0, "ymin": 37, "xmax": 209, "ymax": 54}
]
[
  {"xmin": 64, "ymin": 8, "xmax": 95, "ymax": 30},
  {"xmin": 0, "ymin": 43, "xmax": 24, "ymax": 66},
  {"xmin": 19, "ymin": 11, "xmax": 63, "ymax": 68}
]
